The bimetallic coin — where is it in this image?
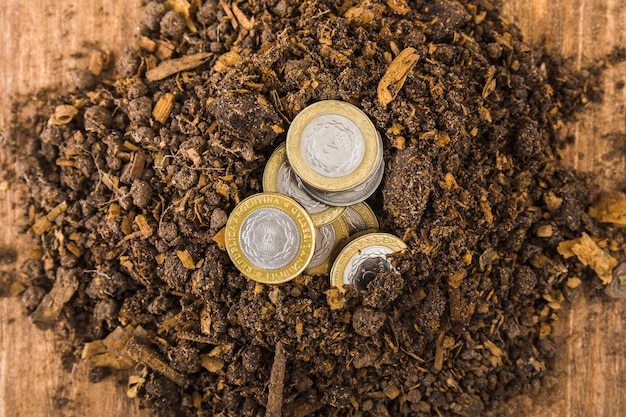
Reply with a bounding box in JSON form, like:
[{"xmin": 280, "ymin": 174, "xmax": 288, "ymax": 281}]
[
  {"xmin": 305, "ymin": 216, "xmax": 349, "ymax": 276},
  {"xmin": 330, "ymin": 233, "xmax": 407, "ymax": 292},
  {"xmin": 342, "ymin": 202, "xmax": 379, "ymax": 235},
  {"xmin": 263, "ymin": 143, "xmax": 345, "ymax": 227},
  {"xmin": 286, "ymin": 100, "xmax": 380, "ymax": 192},
  {"xmin": 225, "ymin": 193, "xmax": 315, "ymax": 284},
  {"xmin": 303, "ymin": 156, "xmax": 385, "ymax": 206}
]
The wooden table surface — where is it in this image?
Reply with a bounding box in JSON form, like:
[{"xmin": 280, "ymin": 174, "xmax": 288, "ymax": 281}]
[{"xmin": 1, "ymin": 1, "xmax": 625, "ymax": 416}]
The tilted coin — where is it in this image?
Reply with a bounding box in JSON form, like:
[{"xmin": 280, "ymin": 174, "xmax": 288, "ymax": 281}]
[
  {"xmin": 303, "ymin": 154, "xmax": 385, "ymax": 206},
  {"xmin": 225, "ymin": 193, "xmax": 315, "ymax": 284},
  {"xmin": 286, "ymin": 100, "xmax": 380, "ymax": 192},
  {"xmin": 330, "ymin": 232, "xmax": 407, "ymax": 292},
  {"xmin": 305, "ymin": 216, "xmax": 349, "ymax": 276},
  {"xmin": 342, "ymin": 202, "xmax": 379, "ymax": 236},
  {"xmin": 263, "ymin": 143, "xmax": 345, "ymax": 227}
]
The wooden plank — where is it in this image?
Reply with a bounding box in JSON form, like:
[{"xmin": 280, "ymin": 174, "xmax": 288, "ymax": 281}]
[
  {"xmin": 0, "ymin": 1, "xmax": 149, "ymax": 417},
  {"xmin": 501, "ymin": 2, "xmax": 626, "ymax": 415},
  {"xmin": 0, "ymin": 1, "xmax": 625, "ymax": 416}
]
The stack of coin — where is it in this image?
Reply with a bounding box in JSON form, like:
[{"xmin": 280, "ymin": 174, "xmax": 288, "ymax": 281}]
[
  {"xmin": 262, "ymin": 141, "xmax": 382, "ymax": 276},
  {"xmin": 285, "ymin": 100, "xmax": 385, "ymax": 206},
  {"xmin": 225, "ymin": 99, "xmax": 406, "ymax": 286}
]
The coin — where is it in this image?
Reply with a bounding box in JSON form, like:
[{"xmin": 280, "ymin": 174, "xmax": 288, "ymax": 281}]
[
  {"xmin": 302, "ymin": 153, "xmax": 385, "ymax": 206},
  {"xmin": 263, "ymin": 143, "xmax": 345, "ymax": 227},
  {"xmin": 305, "ymin": 216, "xmax": 349, "ymax": 276},
  {"xmin": 286, "ymin": 100, "xmax": 380, "ymax": 192},
  {"xmin": 342, "ymin": 202, "xmax": 379, "ymax": 235},
  {"xmin": 225, "ymin": 193, "xmax": 315, "ymax": 284},
  {"xmin": 330, "ymin": 233, "xmax": 407, "ymax": 292}
]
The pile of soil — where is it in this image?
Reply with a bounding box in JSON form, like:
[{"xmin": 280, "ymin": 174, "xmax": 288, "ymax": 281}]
[{"xmin": 4, "ymin": 0, "xmax": 626, "ymax": 416}]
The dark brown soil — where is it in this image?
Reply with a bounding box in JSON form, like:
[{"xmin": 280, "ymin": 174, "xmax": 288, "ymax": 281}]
[{"xmin": 4, "ymin": 1, "xmax": 626, "ymax": 416}]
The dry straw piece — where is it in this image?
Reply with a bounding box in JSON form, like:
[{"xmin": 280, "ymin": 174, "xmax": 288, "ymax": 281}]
[
  {"xmin": 48, "ymin": 104, "xmax": 78, "ymax": 126},
  {"xmin": 152, "ymin": 93, "xmax": 175, "ymax": 123},
  {"xmin": 377, "ymin": 47, "xmax": 419, "ymax": 106}
]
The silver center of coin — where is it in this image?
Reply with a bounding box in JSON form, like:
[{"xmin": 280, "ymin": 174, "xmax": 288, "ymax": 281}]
[
  {"xmin": 300, "ymin": 114, "xmax": 365, "ymax": 178},
  {"xmin": 343, "ymin": 246, "xmax": 394, "ymax": 290},
  {"xmin": 342, "ymin": 207, "xmax": 367, "ymax": 235},
  {"xmin": 239, "ymin": 207, "xmax": 301, "ymax": 270},
  {"xmin": 277, "ymin": 161, "xmax": 329, "ymax": 215},
  {"xmin": 307, "ymin": 224, "xmax": 336, "ymax": 269}
]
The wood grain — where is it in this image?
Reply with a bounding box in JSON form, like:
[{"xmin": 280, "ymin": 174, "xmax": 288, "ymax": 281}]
[
  {"xmin": 0, "ymin": 2, "xmax": 149, "ymax": 417},
  {"xmin": 500, "ymin": 2, "xmax": 626, "ymax": 416},
  {"xmin": 1, "ymin": 1, "xmax": 625, "ymax": 416}
]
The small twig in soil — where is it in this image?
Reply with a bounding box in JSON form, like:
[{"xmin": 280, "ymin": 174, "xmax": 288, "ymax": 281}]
[{"xmin": 265, "ymin": 341, "xmax": 287, "ymax": 417}]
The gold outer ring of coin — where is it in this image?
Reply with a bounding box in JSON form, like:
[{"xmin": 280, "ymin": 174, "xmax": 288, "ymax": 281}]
[
  {"xmin": 286, "ymin": 100, "xmax": 380, "ymax": 192},
  {"xmin": 342, "ymin": 202, "xmax": 379, "ymax": 235},
  {"xmin": 305, "ymin": 216, "xmax": 350, "ymax": 276},
  {"xmin": 330, "ymin": 232, "xmax": 407, "ymax": 292},
  {"xmin": 225, "ymin": 192, "xmax": 315, "ymax": 284},
  {"xmin": 262, "ymin": 143, "xmax": 345, "ymax": 227}
]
